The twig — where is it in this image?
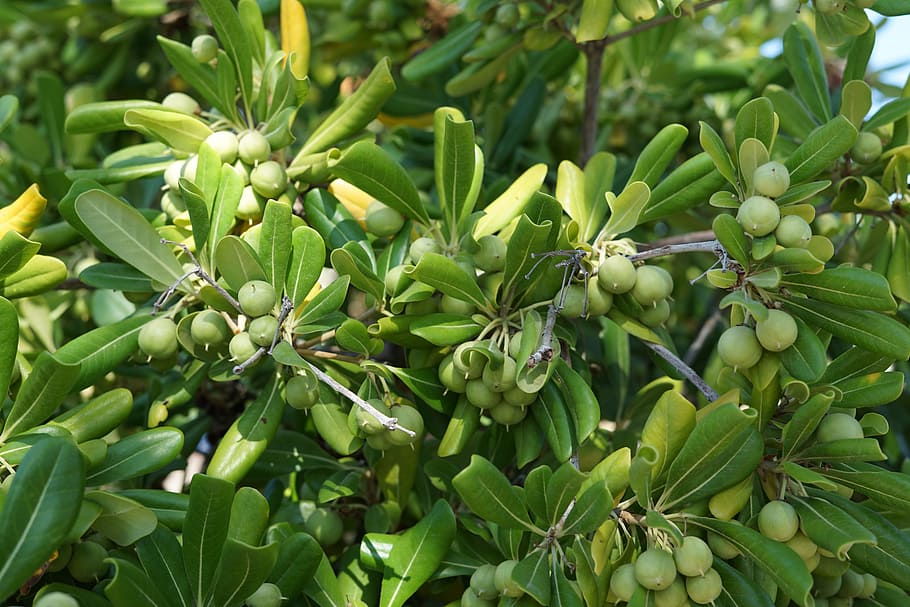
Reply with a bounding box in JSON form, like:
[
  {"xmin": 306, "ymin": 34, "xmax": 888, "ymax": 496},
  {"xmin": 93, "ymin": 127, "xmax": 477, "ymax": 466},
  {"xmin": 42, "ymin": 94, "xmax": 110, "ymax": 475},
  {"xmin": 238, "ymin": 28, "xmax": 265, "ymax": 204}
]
[
  {"xmin": 579, "ymin": 41, "xmax": 605, "ymax": 167},
  {"xmin": 626, "ymin": 240, "xmax": 724, "ymax": 262},
  {"xmin": 683, "ymin": 307, "xmax": 722, "ymax": 365},
  {"xmin": 155, "ymin": 239, "xmax": 242, "ymax": 313},
  {"xmin": 528, "ymin": 304, "xmax": 559, "ymax": 368},
  {"xmin": 639, "ymin": 230, "xmax": 717, "ymax": 248},
  {"xmin": 268, "ymin": 296, "xmax": 295, "ymax": 353},
  {"xmin": 643, "ymin": 341, "xmax": 719, "ymax": 401},
  {"xmin": 232, "ymin": 346, "xmax": 268, "ymax": 375}
]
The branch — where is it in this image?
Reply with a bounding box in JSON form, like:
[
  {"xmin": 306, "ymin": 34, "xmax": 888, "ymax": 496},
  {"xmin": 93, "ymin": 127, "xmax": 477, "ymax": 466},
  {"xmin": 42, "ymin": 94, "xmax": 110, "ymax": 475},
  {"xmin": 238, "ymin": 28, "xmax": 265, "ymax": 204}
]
[
  {"xmin": 642, "ymin": 341, "xmax": 719, "ymax": 402},
  {"xmin": 626, "ymin": 240, "xmax": 724, "ymax": 262}
]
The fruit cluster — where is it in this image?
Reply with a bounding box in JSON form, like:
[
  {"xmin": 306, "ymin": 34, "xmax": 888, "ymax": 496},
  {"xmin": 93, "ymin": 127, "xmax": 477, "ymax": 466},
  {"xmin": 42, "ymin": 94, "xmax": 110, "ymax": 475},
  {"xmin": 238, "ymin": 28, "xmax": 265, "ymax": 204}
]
[
  {"xmin": 461, "ymin": 560, "xmax": 524, "ymax": 606},
  {"xmin": 592, "ymin": 255, "xmax": 674, "ymax": 327},
  {"xmin": 716, "ymin": 307, "xmax": 799, "ymax": 370},
  {"xmin": 610, "ymin": 540, "xmax": 722, "ymax": 605},
  {"xmin": 347, "ymin": 398, "xmax": 424, "ymax": 450}
]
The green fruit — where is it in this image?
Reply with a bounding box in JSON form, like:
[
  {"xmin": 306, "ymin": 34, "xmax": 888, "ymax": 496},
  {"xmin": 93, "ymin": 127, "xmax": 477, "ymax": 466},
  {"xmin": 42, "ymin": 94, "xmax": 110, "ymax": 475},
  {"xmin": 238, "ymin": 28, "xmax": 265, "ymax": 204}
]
[
  {"xmin": 475, "ymin": 235, "xmax": 507, "ymax": 272},
  {"xmin": 634, "ymin": 549, "xmax": 677, "ymax": 591},
  {"xmin": 47, "ymin": 542, "xmax": 73, "ymax": 572},
  {"xmin": 489, "ymin": 402, "xmax": 527, "ymax": 425},
  {"xmin": 366, "ymin": 430, "xmax": 394, "ymax": 451},
  {"xmin": 160, "ymin": 190, "xmax": 186, "ymax": 219},
  {"xmin": 230, "ymin": 332, "xmax": 260, "ymax": 363},
  {"xmin": 494, "ymin": 559, "xmax": 523, "ymax": 598},
  {"xmin": 470, "ymin": 564, "xmax": 499, "ymax": 600},
  {"xmin": 286, "ymin": 374, "xmax": 319, "ymax": 409},
  {"xmin": 164, "ymin": 160, "xmax": 184, "ymax": 190},
  {"xmin": 686, "ymin": 568, "xmax": 722, "ymax": 604},
  {"xmin": 503, "ymin": 385, "xmax": 537, "ymax": 407},
  {"xmin": 409, "ymin": 237, "xmax": 441, "ymax": 264},
  {"xmin": 508, "ymin": 332, "xmax": 523, "ymax": 358},
  {"xmin": 631, "ymin": 265, "xmax": 674, "ymax": 307},
  {"xmin": 717, "ymin": 325, "xmax": 763, "ymax": 369},
  {"xmin": 775, "ymin": 215, "xmax": 813, "ymax": 249},
  {"xmin": 640, "ymin": 298, "xmax": 671, "ymax": 327},
  {"xmin": 439, "ymin": 354, "xmax": 468, "ymax": 392},
  {"xmin": 355, "ymin": 399, "xmax": 390, "ymax": 435},
  {"xmin": 191, "ymin": 311, "xmax": 232, "ymax": 346},
  {"xmin": 737, "ymin": 195, "xmax": 781, "ymax": 236},
  {"xmin": 204, "ymin": 130, "xmax": 239, "ymax": 163},
  {"xmin": 245, "ymin": 582, "xmax": 282, "ymax": 607},
  {"xmin": 405, "ymin": 298, "xmax": 437, "ymax": 315},
  {"xmin": 674, "ymin": 536, "xmax": 713, "ymax": 577},
  {"xmin": 817, "ymin": 413, "xmax": 864, "ymax": 442},
  {"xmin": 236, "ymin": 185, "xmax": 264, "ymax": 221},
  {"xmin": 785, "ymin": 531, "xmax": 818, "ymax": 560},
  {"xmin": 598, "ymin": 255, "xmax": 637, "ymax": 294},
  {"xmin": 34, "ymin": 592, "xmax": 80, "ymax": 607},
  {"xmin": 466, "ymin": 378, "xmax": 502, "ymax": 409},
  {"xmin": 192, "ymin": 34, "xmax": 218, "ymax": 62},
  {"xmin": 814, "ymin": 0, "xmax": 844, "ymax": 14},
  {"xmin": 816, "ymin": 555, "xmax": 850, "ymax": 577},
  {"xmin": 454, "ymin": 342, "xmax": 486, "ymax": 379},
  {"xmin": 839, "ymin": 569, "xmax": 864, "ymax": 598},
  {"xmin": 858, "ymin": 574, "xmax": 877, "ymax": 598},
  {"xmin": 239, "ymin": 280, "xmax": 277, "ymax": 317},
  {"xmin": 851, "ymin": 132, "xmax": 882, "ymax": 164},
  {"xmin": 139, "ymin": 317, "xmax": 179, "ymax": 359},
  {"xmin": 248, "ymin": 315, "xmax": 279, "ymax": 347},
  {"xmin": 440, "ymin": 294, "xmax": 475, "ymax": 315},
  {"xmin": 610, "ymin": 563, "xmax": 640, "ymax": 601},
  {"xmin": 753, "ymin": 161, "xmax": 791, "ymax": 198},
  {"xmin": 556, "ymin": 283, "xmax": 588, "ymax": 317},
  {"xmin": 758, "ymin": 500, "xmax": 800, "ymax": 542},
  {"xmin": 162, "ymin": 92, "xmax": 200, "ymax": 115},
  {"xmin": 494, "ymin": 3, "xmax": 521, "ymax": 27},
  {"xmin": 586, "ymin": 280, "xmax": 613, "ymax": 316},
  {"xmin": 461, "ymin": 587, "xmax": 495, "ymax": 607},
  {"xmin": 305, "ymin": 508, "xmax": 343, "ymax": 546},
  {"xmin": 481, "ymin": 356, "xmax": 517, "ymax": 392},
  {"xmin": 388, "ymin": 404, "xmax": 424, "ymax": 446},
  {"xmin": 655, "ymin": 577, "xmax": 688, "ymax": 607},
  {"xmin": 616, "ymin": 0, "xmax": 659, "ymax": 21},
  {"xmin": 68, "ymin": 540, "xmax": 108, "ymax": 583},
  {"xmin": 250, "ymin": 161, "xmax": 287, "ymax": 199},
  {"xmin": 182, "ymin": 154, "xmax": 199, "ymax": 182},
  {"xmin": 815, "ymin": 574, "xmax": 843, "ymax": 598},
  {"xmin": 238, "ymin": 130, "xmax": 272, "ymax": 164},
  {"xmin": 365, "ymin": 200, "xmax": 405, "ymax": 237},
  {"xmin": 233, "ymin": 159, "xmax": 251, "ymax": 185},
  {"xmin": 384, "ymin": 264, "xmax": 412, "ymax": 296},
  {"xmin": 755, "ymin": 309, "xmax": 798, "ymax": 352},
  {"xmin": 707, "ymin": 531, "xmax": 740, "ymax": 559}
]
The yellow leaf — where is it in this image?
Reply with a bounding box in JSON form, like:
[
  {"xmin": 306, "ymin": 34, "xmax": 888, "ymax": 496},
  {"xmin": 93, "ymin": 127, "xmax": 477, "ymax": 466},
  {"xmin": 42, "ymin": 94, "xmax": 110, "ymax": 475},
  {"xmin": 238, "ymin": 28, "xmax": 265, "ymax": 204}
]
[
  {"xmin": 0, "ymin": 184, "xmax": 47, "ymax": 237},
  {"xmin": 281, "ymin": 0, "xmax": 310, "ymax": 79}
]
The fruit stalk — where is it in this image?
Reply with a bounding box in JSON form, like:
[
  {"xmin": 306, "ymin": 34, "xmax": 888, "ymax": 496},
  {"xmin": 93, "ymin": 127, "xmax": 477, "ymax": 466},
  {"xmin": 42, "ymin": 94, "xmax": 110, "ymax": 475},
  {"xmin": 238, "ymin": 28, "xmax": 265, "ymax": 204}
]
[{"xmin": 643, "ymin": 341, "xmax": 719, "ymax": 401}]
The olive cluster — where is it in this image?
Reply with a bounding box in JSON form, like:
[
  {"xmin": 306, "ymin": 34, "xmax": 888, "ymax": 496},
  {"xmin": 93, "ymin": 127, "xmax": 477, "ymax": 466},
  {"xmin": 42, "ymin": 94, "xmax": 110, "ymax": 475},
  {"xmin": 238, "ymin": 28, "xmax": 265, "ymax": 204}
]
[
  {"xmin": 610, "ymin": 539, "xmax": 722, "ymax": 605},
  {"xmin": 592, "ymin": 255, "xmax": 674, "ymax": 327},
  {"xmin": 461, "ymin": 560, "xmax": 524, "ymax": 606},
  {"xmin": 756, "ymin": 500, "xmax": 878, "ymax": 605},
  {"xmin": 736, "ymin": 162, "xmax": 814, "ymax": 248},
  {"xmin": 38, "ymin": 537, "xmax": 110, "ymax": 591},
  {"xmin": 716, "ymin": 308, "xmax": 799, "ymax": 370},
  {"xmin": 348, "ymin": 398, "xmax": 424, "ymax": 450}
]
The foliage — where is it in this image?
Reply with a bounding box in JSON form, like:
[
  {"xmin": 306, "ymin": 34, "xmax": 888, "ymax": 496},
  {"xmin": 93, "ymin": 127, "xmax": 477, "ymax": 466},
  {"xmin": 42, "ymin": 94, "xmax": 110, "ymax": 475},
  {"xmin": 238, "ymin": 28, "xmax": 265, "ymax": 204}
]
[{"xmin": 2, "ymin": 0, "xmax": 910, "ymax": 606}]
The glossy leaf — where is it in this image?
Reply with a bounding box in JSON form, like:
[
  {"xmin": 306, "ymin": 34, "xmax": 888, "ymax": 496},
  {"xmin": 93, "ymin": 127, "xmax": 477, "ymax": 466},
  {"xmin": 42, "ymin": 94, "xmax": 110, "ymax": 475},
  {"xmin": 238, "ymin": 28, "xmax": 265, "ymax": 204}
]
[
  {"xmin": 840, "ymin": 80, "xmax": 872, "ymax": 130},
  {"xmin": 409, "ymin": 313, "xmax": 482, "ymax": 346},
  {"xmin": 259, "ymin": 199, "xmax": 293, "ymax": 291},
  {"xmin": 783, "ymin": 22, "xmax": 831, "ymax": 122},
  {"xmin": 86, "ymin": 490, "xmax": 157, "ymax": 546},
  {"xmin": 700, "ymin": 121, "xmax": 737, "ymax": 186},
  {"xmin": 408, "ymin": 252, "xmax": 487, "ymax": 308},
  {"xmin": 55, "ymin": 314, "xmax": 150, "ymax": 390},
  {"xmin": 789, "ymin": 495, "xmax": 876, "ymax": 559},
  {"xmin": 602, "ymin": 181, "xmax": 650, "ymax": 238},
  {"xmin": 311, "ymin": 401, "xmax": 364, "ymax": 455},
  {"xmin": 87, "ymin": 427, "xmax": 184, "ymax": 485},
  {"xmin": 473, "ymin": 164, "xmax": 547, "ymax": 238},
  {"xmin": 782, "ymin": 391, "xmax": 835, "ymax": 458},
  {"xmin": 286, "ymin": 226, "xmax": 325, "ymax": 307},
  {"xmin": 534, "ymin": 380, "xmax": 575, "ymax": 463},
  {"xmin": 0, "ymin": 231, "xmax": 40, "ymax": 279},
  {"xmin": 0, "ymin": 297, "xmax": 16, "ymax": 400},
  {"xmin": 561, "ymin": 483, "xmax": 611, "ymax": 536},
  {"xmin": 0, "ymin": 351, "xmax": 79, "ymax": 441},
  {"xmin": 640, "ymin": 390, "xmax": 696, "ymax": 483},
  {"xmin": 817, "ymin": 463, "xmax": 910, "ymax": 512},
  {"xmin": 105, "ymin": 558, "xmax": 169, "ymax": 607},
  {"xmin": 452, "ymin": 455, "xmax": 540, "ymax": 532},
  {"xmin": 0, "ymin": 254, "xmax": 67, "ymax": 299},
  {"xmin": 214, "ymin": 236, "xmax": 267, "ymax": 291},
  {"xmin": 135, "ymin": 525, "xmax": 193, "ymax": 607},
  {"xmin": 198, "ymin": 0, "xmax": 252, "ymax": 111},
  {"xmin": 734, "ymin": 97, "xmax": 775, "ymax": 155},
  {"xmin": 784, "ymin": 116, "xmax": 857, "ymax": 184},
  {"xmin": 640, "ymin": 153, "xmax": 726, "ymax": 222},
  {"xmin": 183, "ymin": 474, "xmax": 234, "ymax": 607},
  {"xmin": 779, "ymin": 317, "xmax": 826, "ymax": 383},
  {"xmin": 713, "ymin": 559, "xmax": 775, "ymax": 607},
  {"xmin": 628, "ymin": 124, "xmax": 688, "ymax": 188},
  {"xmin": 208, "ymin": 540, "xmax": 279, "ymax": 607},
  {"xmin": 294, "ymin": 275, "xmax": 350, "ymax": 326},
  {"xmin": 780, "ymin": 266, "xmax": 896, "ymax": 311},
  {"xmin": 864, "ymin": 97, "xmax": 910, "ymax": 131},
  {"xmin": 123, "ymin": 108, "xmax": 211, "ymax": 154},
  {"xmin": 513, "ymin": 549, "xmax": 551, "ymax": 606},
  {"xmin": 437, "ymin": 111, "xmax": 478, "ymax": 235},
  {"xmin": 835, "ymin": 371, "xmax": 904, "ymax": 408},
  {"xmin": 268, "ymin": 532, "xmax": 323, "ymax": 598},
  {"xmin": 553, "ymin": 358, "xmax": 599, "ymax": 444}
]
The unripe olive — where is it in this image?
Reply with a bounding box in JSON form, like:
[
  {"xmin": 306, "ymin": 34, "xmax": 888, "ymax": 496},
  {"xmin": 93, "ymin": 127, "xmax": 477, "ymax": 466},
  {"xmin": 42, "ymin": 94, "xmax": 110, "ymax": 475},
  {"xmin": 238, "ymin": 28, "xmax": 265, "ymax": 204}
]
[
  {"xmin": 814, "ymin": 574, "xmax": 843, "ymax": 598},
  {"xmin": 139, "ymin": 317, "xmax": 179, "ymax": 359},
  {"xmin": 384, "ymin": 264, "xmax": 412, "ymax": 296},
  {"xmin": 162, "ymin": 92, "xmax": 200, "ymax": 115},
  {"xmin": 674, "ymin": 536, "xmax": 714, "ymax": 577},
  {"xmin": 481, "ymin": 356, "xmax": 517, "ymax": 392},
  {"xmin": 47, "ymin": 542, "xmax": 73, "ymax": 573},
  {"xmin": 494, "ymin": 3, "xmax": 521, "ymax": 27},
  {"xmin": 355, "ymin": 399, "xmax": 390, "ymax": 435},
  {"xmin": 654, "ymin": 577, "xmax": 688, "ymax": 607},
  {"xmin": 236, "ymin": 186, "xmax": 264, "ymax": 221},
  {"xmin": 34, "ymin": 592, "xmax": 80, "ymax": 607},
  {"xmin": 245, "ymin": 582, "xmax": 282, "ymax": 607},
  {"xmin": 192, "ymin": 34, "xmax": 218, "ymax": 62},
  {"xmin": 440, "ymin": 294, "xmax": 475, "ymax": 315},
  {"xmin": 366, "ymin": 430, "xmax": 394, "ymax": 451},
  {"xmin": 409, "ymin": 237, "xmax": 441, "ymax": 264},
  {"xmin": 164, "ymin": 160, "xmax": 184, "ymax": 190},
  {"xmin": 238, "ymin": 130, "xmax": 272, "ymax": 164},
  {"xmin": 598, "ymin": 255, "xmax": 637, "ymax": 294},
  {"xmin": 230, "ymin": 332, "xmax": 259, "ymax": 363},
  {"xmin": 365, "ymin": 201, "xmax": 405, "ymax": 237},
  {"xmin": 707, "ymin": 531, "xmax": 740, "ymax": 559},
  {"xmin": 238, "ymin": 280, "xmax": 277, "ymax": 317},
  {"xmin": 753, "ymin": 161, "xmax": 791, "ymax": 198},
  {"xmin": 851, "ymin": 132, "xmax": 882, "ymax": 164},
  {"xmin": 858, "ymin": 573, "xmax": 877, "ymax": 598},
  {"xmin": 232, "ymin": 159, "xmax": 251, "ymax": 186},
  {"xmin": 640, "ymin": 298, "xmax": 671, "ymax": 327},
  {"xmin": 775, "ymin": 215, "xmax": 813, "ymax": 249},
  {"xmin": 204, "ymin": 130, "xmax": 239, "ymax": 164},
  {"xmin": 717, "ymin": 325, "xmax": 763, "ymax": 369},
  {"xmin": 439, "ymin": 354, "xmax": 468, "ymax": 392},
  {"xmin": 503, "ymin": 385, "xmax": 537, "ymax": 407},
  {"xmin": 494, "ymin": 559, "xmax": 524, "ymax": 598},
  {"xmin": 634, "ymin": 549, "xmax": 677, "ymax": 591},
  {"xmin": 610, "ymin": 563, "xmax": 640, "ymax": 602},
  {"xmin": 556, "ymin": 283, "xmax": 588, "ymax": 317},
  {"xmin": 250, "ymin": 161, "xmax": 287, "ymax": 199},
  {"xmin": 182, "ymin": 154, "xmax": 199, "ymax": 182},
  {"xmin": 816, "ymin": 555, "xmax": 850, "ymax": 577},
  {"xmin": 631, "ymin": 265, "xmax": 674, "ymax": 307},
  {"xmin": 758, "ymin": 500, "xmax": 800, "ymax": 542},
  {"xmin": 304, "ymin": 508, "xmax": 343, "ymax": 546},
  {"xmin": 454, "ymin": 342, "xmax": 486, "ymax": 379},
  {"xmin": 839, "ymin": 569, "xmax": 865, "ymax": 598},
  {"xmin": 686, "ymin": 568, "xmax": 722, "ymax": 604},
  {"xmin": 508, "ymin": 332, "xmax": 523, "ymax": 359},
  {"xmin": 388, "ymin": 404, "xmax": 424, "ymax": 446},
  {"xmin": 470, "ymin": 564, "xmax": 499, "ymax": 600},
  {"xmin": 489, "ymin": 402, "xmax": 527, "ymax": 426},
  {"xmin": 248, "ymin": 315, "xmax": 279, "ymax": 347},
  {"xmin": 191, "ymin": 311, "xmax": 231, "ymax": 346},
  {"xmin": 817, "ymin": 413, "xmax": 864, "ymax": 442},
  {"xmin": 785, "ymin": 531, "xmax": 818, "ymax": 561},
  {"xmin": 755, "ymin": 309, "xmax": 798, "ymax": 352},
  {"xmin": 474, "ymin": 235, "xmax": 507, "ymax": 272},
  {"xmin": 68, "ymin": 540, "xmax": 108, "ymax": 583},
  {"xmin": 466, "ymin": 378, "xmax": 502, "ymax": 409},
  {"xmin": 160, "ymin": 190, "xmax": 186, "ymax": 219},
  {"xmin": 814, "ymin": 0, "xmax": 844, "ymax": 14},
  {"xmin": 586, "ymin": 280, "xmax": 613, "ymax": 316},
  {"xmin": 737, "ymin": 195, "xmax": 780, "ymax": 237},
  {"xmin": 460, "ymin": 587, "xmax": 495, "ymax": 607}
]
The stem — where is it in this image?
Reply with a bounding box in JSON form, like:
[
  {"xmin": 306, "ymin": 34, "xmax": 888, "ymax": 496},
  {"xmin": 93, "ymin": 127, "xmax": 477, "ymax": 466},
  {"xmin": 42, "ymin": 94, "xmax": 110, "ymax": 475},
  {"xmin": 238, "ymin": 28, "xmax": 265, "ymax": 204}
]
[
  {"xmin": 626, "ymin": 240, "xmax": 723, "ymax": 262},
  {"xmin": 642, "ymin": 341, "xmax": 719, "ymax": 402},
  {"xmin": 528, "ymin": 304, "xmax": 559, "ymax": 368},
  {"xmin": 579, "ymin": 40, "xmax": 605, "ymax": 167}
]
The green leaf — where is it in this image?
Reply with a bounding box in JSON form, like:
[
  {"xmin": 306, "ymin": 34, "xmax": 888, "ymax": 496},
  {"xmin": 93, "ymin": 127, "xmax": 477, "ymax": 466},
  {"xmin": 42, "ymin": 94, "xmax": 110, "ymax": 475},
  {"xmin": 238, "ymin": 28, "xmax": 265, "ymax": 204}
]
[
  {"xmin": 401, "ymin": 22, "xmax": 483, "ymax": 81},
  {"xmin": 0, "ymin": 94, "xmax": 18, "ymax": 134},
  {"xmin": 780, "ymin": 296, "xmax": 910, "ymax": 360},
  {"xmin": 207, "ymin": 164, "xmax": 242, "ymax": 257},
  {"xmin": 713, "ymin": 559, "xmax": 776, "ymax": 607},
  {"xmin": 783, "ymin": 22, "xmax": 831, "ymax": 123},
  {"xmin": 268, "ymin": 533, "xmax": 322, "ymax": 598},
  {"xmin": 208, "ymin": 540, "xmax": 279, "ymax": 607},
  {"xmin": 65, "ymin": 100, "xmax": 161, "ymax": 134},
  {"xmin": 183, "ymin": 474, "xmax": 235, "ymax": 607},
  {"xmin": 640, "ymin": 390, "xmax": 696, "ymax": 483},
  {"xmin": 105, "ymin": 558, "xmax": 170, "ymax": 607},
  {"xmin": 640, "ymin": 153, "xmax": 726, "ymax": 223},
  {"xmin": 294, "ymin": 275, "xmax": 350, "ymax": 326},
  {"xmin": 123, "ymin": 108, "xmax": 212, "ymax": 155},
  {"xmin": 834, "ymin": 371, "xmax": 904, "ymax": 408},
  {"xmin": 286, "ymin": 226, "xmax": 326, "ymax": 307},
  {"xmin": 782, "ymin": 391, "xmax": 835, "ymax": 458},
  {"xmin": 779, "ymin": 317, "xmax": 827, "ymax": 383},
  {"xmin": 0, "ymin": 254, "xmax": 67, "ymax": 299},
  {"xmin": 699, "ymin": 121, "xmax": 737, "ymax": 187},
  {"xmin": 784, "ymin": 116, "xmax": 857, "ymax": 184},
  {"xmin": 734, "ymin": 97, "xmax": 775, "ymax": 156},
  {"xmin": 789, "ymin": 495, "xmax": 877, "ymax": 560},
  {"xmin": 0, "ymin": 297, "xmax": 16, "ymax": 401},
  {"xmin": 407, "ymin": 252, "xmax": 487, "ymax": 308},
  {"xmin": 473, "ymin": 164, "xmax": 548, "ymax": 238},
  {"xmin": 780, "ymin": 266, "xmax": 896, "ymax": 311},
  {"xmin": 135, "ymin": 525, "xmax": 193, "ymax": 607},
  {"xmin": 840, "ymin": 80, "xmax": 872, "ymax": 131},
  {"xmin": 628, "ymin": 124, "xmax": 688, "ymax": 188},
  {"xmin": 513, "ymin": 549, "xmax": 551, "ymax": 605},
  {"xmin": 501, "ymin": 214, "xmax": 554, "ymax": 303},
  {"xmin": 534, "ymin": 380, "xmax": 575, "ymax": 463},
  {"xmin": 0, "ymin": 230, "xmax": 40, "ymax": 279},
  {"xmin": 764, "ymin": 84, "xmax": 818, "ymax": 141},
  {"xmin": 259, "ymin": 199, "xmax": 293, "ymax": 292},
  {"xmin": 796, "ymin": 438, "xmax": 886, "ymax": 463},
  {"xmin": 74, "ymin": 189, "xmax": 188, "ymax": 290},
  {"xmin": 864, "ymin": 98, "xmax": 910, "ymax": 131},
  {"xmin": 311, "ymin": 402, "xmax": 364, "ymax": 456},
  {"xmin": 0, "ymin": 352, "xmax": 79, "ymax": 442},
  {"xmin": 79, "ymin": 262, "xmax": 154, "ymax": 292},
  {"xmin": 330, "ymin": 245, "xmax": 383, "ymax": 303},
  {"xmin": 118, "ymin": 490, "xmax": 189, "ymax": 532},
  {"xmin": 562, "ymin": 483, "xmax": 611, "ymax": 536},
  {"xmin": 214, "ymin": 236, "xmax": 267, "ymax": 292},
  {"xmin": 198, "ymin": 0, "xmax": 253, "ymax": 111},
  {"xmin": 713, "ymin": 214, "xmax": 750, "ymax": 269},
  {"xmin": 688, "ymin": 517, "xmax": 813, "ymax": 607},
  {"xmin": 55, "ymin": 315, "xmax": 150, "ymax": 390},
  {"xmin": 453, "ymin": 455, "xmax": 540, "ymax": 532},
  {"xmin": 552, "ymin": 358, "xmax": 599, "ymax": 444},
  {"xmin": 380, "ymin": 500, "xmax": 456, "ymax": 607},
  {"xmin": 85, "ymin": 491, "xmax": 158, "ymax": 547},
  {"xmin": 409, "ymin": 313, "xmax": 483, "ymax": 346},
  {"xmin": 437, "ymin": 111, "xmax": 478, "ymax": 236},
  {"xmin": 87, "ymin": 427, "xmax": 184, "ymax": 485},
  {"xmin": 0, "ymin": 438, "xmax": 84, "ymax": 603},
  {"xmin": 817, "ymin": 463, "xmax": 910, "ymax": 513},
  {"xmin": 602, "ymin": 181, "xmax": 651, "ymax": 238}
]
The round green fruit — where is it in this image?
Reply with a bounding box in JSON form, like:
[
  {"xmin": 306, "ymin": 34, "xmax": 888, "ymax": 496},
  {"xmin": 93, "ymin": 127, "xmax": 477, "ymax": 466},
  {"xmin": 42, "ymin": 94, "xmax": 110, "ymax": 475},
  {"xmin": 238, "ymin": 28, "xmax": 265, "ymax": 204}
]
[
  {"xmin": 139, "ymin": 317, "xmax": 179, "ymax": 359},
  {"xmin": 248, "ymin": 315, "xmax": 279, "ymax": 347},
  {"xmin": 753, "ymin": 161, "xmax": 791, "ymax": 198},
  {"xmin": 230, "ymin": 332, "xmax": 259, "ymax": 363},
  {"xmin": 355, "ymin": 399, "xmax": 390, "ymax": 435},
  {"xmin": 556, "ymin": 283, "xmax": 588, "ymax": 317},
  {"xmin": 755, "ymin": 309, "xmax": 798, "ymax": 352},
  {"xmin": 494, "ymin": 559, "xmax": 524, "ymax": 598},
  {"xmin": 655, "ymin": 577, "xmax": 688, "ymax": 607},
  {"xmin": 817, "ymin": 413, "xmax": 864, "ymax": 442},
  {"xmin": 35, "ymin": 592, "xmax": 80, "ymax": 607},
  {"xmin": 586, "ymin": 280, "xmax": 613, "ymax": 316},
  {"xmin": 775, "ymin": 215, "xmax": 813, "ymax": 249},
  {"xmin": 785, "ymin": 532, "xmax": 818, "ymax": 561},
  {"xmin": 481, "ymin": 356, "xmax": 517, "ymax": 392},
  {"xmin": 191, "ymin": 34, "xmax": 218, "ymax": 62},
  {"xmin": 388, "ymin": 404, "xmax": 424, "ymax": 446},
  {"xmin": 737, "ymin": 195, "xmax": 781, "ymax": 237},
  {"xmin": 439, "ymin": 354, "xmax": 468, "ymax": 392},
  {"xmin": 384, "ymin": 264, "xmax": 412, "ymax": 296},
  {"xmin": 466, "ymin": 378, "xmax": 502, "ymax": 409},
  {"xmin": 245, "ymin": 582, "xmax": 282, "ymax": 607},
  {"xmin": 851, "ymin": 132, "xmax": 882, "ymax": 164},
  {"xmin": 494, "ymin": 3, "xmax": 521, "ymax": 27},
  {"xmin": 815, "ymin": 574, "xmax": 843, "ymax": 598},
  {"xmin": 634, "ymin": 549, "xmax": 677, "ymax": 591},
  {"xmin": 191, "ymin": 311, "xmax": 231, "ymax": 346},
  {"xmin": 236, "ymin": 186, "xmax": 264, "ymax": 221},
  {"xmin": 598, "ymin": 255, "xmax": 637, "ymax": 294},
  {"xmin": 610, "ymin": 563, "xmax": 640, "ymax": 602},
  {"xmin": 461, "ymin": 587, "xmax": 496, "ymax": 607},
  {"xmin": 674, "ymin": 536, "xmax": 714, "ymax": 577},
  {"xmin": 503, "ymin": 385, "xmax": 537, "ymax": 407},
  {"xmin": 859, "ymin": 574, "xmax": 877, "ymax": 598},
  {"xmin": 470, "ymin": 564, "xmax": 499, "ymax": 600},
  {"xmin": 239, "ymin": 280, "xmax": 277, "ymax": 317},
  {"xmin": 686, "ymin": 568, "xmax": 722, "ymax": 605},
  {"xmin": 717, "ymin": 325, "xmax": 763, "ymax": 369},
  {"xmin": 238, "ymin": 130, "xmax": 272, "ymax": 164},
  {"xmin": 286, "ymin": 374, "xmax": 319, "ymax": 409},
  {"xmin": 305, "ymin": 508, "xmax": 343, "ymax": 546},
  {"xmin": 640, "ymin": 298, "xmax": 671, "ymax": 327},
  {"xmin": 475, "ymin": 234, "xmax": 507, "ymax": 272},
  {"xmin": 250, "ymin": 161, "xmax": 287, "ymax": 199},
  {"xmin": 160, "ymin": 190, "xmax": 186, "ymax": 219},
  {"xmin": 365, "ymin": 200, "xmax": 405, "ymax": 237},
  {"xmin": 707, "ymin": 531, "xmax": 740, "ymax": 559},
  {"xmin": 164, "ymin": 160, "xmax": 184, "ymax": 191},
  {"xmin": 454, "ymin": 342, "xmax": 486, "ymax": 379},
  {"xmin": 204, "ymin": 130, "xmax": 239, "ymax": 163},
  {"xmin": 162, "ymin": 92, "xmax": 200, "ymax": 115},
  {"xmin": 814, "ymin": 0, "xmax": 844, "ymax": 14},
  {"xmin": 68, "ymin": 540, "xmax": 108, "ymax": 583},
  {"xmin": 758, "ymin": 500, "xmax": 800, "ymax": 542},
  {"xmin": 409, "ymin": 237, "xmax": 441, "ymax": 264},
  {"xmin": 489, "ymin": 402, "xmax": 527, "ymax": 426},
  {"xmin": 631, "ymin": 265, "xmax": 674, "ymax": 307},
  {"xmin": 839, "ymin": 569, "xmax": 865, "ymax": 598}
]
